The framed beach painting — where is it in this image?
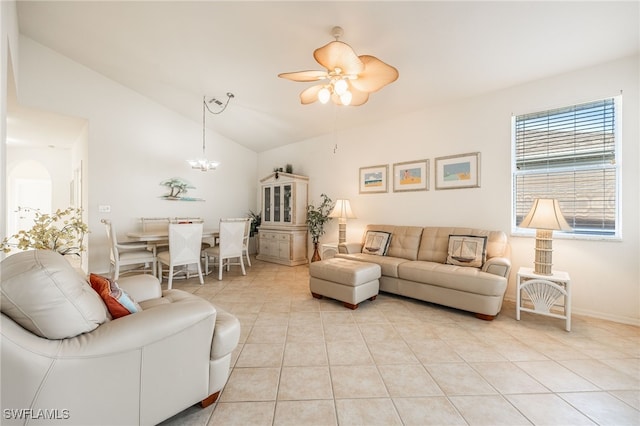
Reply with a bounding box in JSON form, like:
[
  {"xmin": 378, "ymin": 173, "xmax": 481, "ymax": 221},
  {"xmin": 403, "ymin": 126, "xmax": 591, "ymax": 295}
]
[
  {"xmin": 393, "ymin": 159, "xmax": 429, "ymax": 192},
  {"xmin": 435, "ymin": 152, "xmax": 481, "ymax": 190},
  {"xmin": 359, "ymin": 164, "xmax": 388, "ymax": 194}
]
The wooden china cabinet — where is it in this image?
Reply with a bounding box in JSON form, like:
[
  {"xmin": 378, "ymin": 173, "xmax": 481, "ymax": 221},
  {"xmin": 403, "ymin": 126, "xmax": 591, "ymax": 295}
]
[{"xmin": 256, "ymin": 172, "xmax": 309, "ymax": 266}]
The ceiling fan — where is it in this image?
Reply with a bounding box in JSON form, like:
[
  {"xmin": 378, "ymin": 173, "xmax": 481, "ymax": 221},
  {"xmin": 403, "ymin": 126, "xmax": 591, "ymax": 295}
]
[{"xmin": 278, "ymin": 26, "xmax": 399, "ymax": 106}]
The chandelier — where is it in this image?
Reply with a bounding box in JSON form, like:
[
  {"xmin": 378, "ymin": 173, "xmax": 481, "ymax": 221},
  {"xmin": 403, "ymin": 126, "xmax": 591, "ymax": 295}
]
[{"xmin": 187, "ymin": 92, "xmax": 234, "ymax": 171}]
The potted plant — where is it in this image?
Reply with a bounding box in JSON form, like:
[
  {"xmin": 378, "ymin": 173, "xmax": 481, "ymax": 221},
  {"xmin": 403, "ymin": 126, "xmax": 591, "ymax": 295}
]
[
  {"xmin": 0, "ymin": 207, "xmax": 89, "ymax": 258},
  {"xmin": 306, "ymin": 193, "xmax": 334, "ymax": 262},
  {"xmin": 247, "ymin": 210, "xmax": 261, "ymax": 254}
]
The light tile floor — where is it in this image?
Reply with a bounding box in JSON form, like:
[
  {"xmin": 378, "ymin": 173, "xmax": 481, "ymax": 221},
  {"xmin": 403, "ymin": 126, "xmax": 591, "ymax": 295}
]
[{"xmin": 160, "ymin": 258, "xmax": 639, "ymax": 426}]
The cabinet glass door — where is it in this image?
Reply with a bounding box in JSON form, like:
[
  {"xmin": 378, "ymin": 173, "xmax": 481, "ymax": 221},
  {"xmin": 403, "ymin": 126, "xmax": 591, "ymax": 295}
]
[
  {"xmin": 264, "ymin": 187, "xmax": 271, "ymax": 222},
  {"xmin": 283, "ymin": 184, "xmax": 292, "ymax": 223},
  {"xmin": 274, "ymin": 186, "xmax": 281, "ymax": 222}
]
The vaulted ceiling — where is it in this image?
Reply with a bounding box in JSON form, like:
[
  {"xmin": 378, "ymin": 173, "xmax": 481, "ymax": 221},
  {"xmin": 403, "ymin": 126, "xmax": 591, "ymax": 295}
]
[{"xmin": 12, "ymin": 1, "xmax": 640, "ymax": 152}]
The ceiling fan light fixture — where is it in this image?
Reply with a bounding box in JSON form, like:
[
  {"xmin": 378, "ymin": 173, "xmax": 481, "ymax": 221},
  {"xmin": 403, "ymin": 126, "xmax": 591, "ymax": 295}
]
[
  {"xmin": 318, "ymin": 87, "xmax": 331, "ymax": 104},
  {"xmin": 339, "ymin": 90, "xmax": 352, "ymax": 106},
  {"xmin": 279, "ymin": 26, "xmax": 398, "ymax": 107},
  {"xmin": 333, "ymin": 78, "xmax": 348, "ymax": 95}
]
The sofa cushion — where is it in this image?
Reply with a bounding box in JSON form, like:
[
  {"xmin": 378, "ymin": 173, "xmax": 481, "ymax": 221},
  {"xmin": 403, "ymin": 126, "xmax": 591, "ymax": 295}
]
[
  {"xmin": 0, "ymin": 250, "xmax": 108, "ymax": 339},
  {"xmin": 418, "ymin": 227, "xmax": 508, "ymax": 263},
  {"xmin": 362, "ymin": 231, "xmax": 391, "ymax": 256},
  {"xmin": 398, "ymin": 261, "xmax": 507, "ymax": 297},
  {"xmin": 89, "ymin": 274, "xmax": 142, "ymax": 319},
  {"xmin": 364, "ymin": 225, "xmax": 423, "ymax": 260},
  {"xmin": 446, "ymin": 235, "xmax": 487, "ymax": 268}
]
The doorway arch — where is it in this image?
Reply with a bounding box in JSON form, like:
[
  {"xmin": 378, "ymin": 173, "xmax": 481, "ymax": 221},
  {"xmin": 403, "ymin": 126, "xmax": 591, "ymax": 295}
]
[{"xmin": 6, "ymin": 160, "xmax": 52, "ymax": 238}]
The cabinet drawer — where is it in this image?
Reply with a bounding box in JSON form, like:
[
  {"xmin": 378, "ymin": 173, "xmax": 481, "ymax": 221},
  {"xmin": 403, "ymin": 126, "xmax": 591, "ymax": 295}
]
[{"xmin": 261, "ymin": 232, "xmax": 289, "ymax": 241}]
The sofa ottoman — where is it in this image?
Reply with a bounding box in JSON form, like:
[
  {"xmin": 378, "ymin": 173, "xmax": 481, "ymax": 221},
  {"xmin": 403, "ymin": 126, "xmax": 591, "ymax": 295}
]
[{"xmin": 309, "ymin": 258, "xmax": 381, "ymax": 309}]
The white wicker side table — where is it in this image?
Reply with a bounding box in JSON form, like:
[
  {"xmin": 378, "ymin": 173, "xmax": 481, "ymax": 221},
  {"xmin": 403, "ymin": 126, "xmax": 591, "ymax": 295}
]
[
  {"xmin": 516, "ymin": 266, "xmax": 572, "ymax": 331},
  {"xmin": 321, "ymin": 242, "xmax": 339, "ymax": 260}
]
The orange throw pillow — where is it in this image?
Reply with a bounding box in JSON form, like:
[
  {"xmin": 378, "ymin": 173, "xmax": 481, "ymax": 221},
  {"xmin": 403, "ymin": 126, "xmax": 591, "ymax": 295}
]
[{"xmin": 89, "ymin": 274, "xmax": 141, "ymax": 319}]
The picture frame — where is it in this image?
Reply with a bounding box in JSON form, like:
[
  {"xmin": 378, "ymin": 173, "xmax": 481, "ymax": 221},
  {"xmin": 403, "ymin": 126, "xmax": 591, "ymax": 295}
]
[
  {"xmin": 359, "ymin": 164, "xmax": 388, "ymax": 194},
  {"xmin": 435, "ymin": 152, "xmax": 481, "ymax": 190},
  {"xmin": 393, "ymin": 159, "xmax": 429, "ymax": 192}
]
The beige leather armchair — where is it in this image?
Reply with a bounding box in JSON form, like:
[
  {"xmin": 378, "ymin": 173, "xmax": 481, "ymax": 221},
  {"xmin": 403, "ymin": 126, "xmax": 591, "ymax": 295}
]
[{"xmin": 1, "ymin": 250, "xmax": 240, "ymax": 425}]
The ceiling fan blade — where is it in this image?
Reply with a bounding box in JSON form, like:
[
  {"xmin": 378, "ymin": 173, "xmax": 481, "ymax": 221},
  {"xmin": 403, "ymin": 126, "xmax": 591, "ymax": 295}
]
[
  {"xmin": 349, "ymin": 55, "xmax": 399, "ymax": 93},
  {"xmin": 300, "ymin": 85, "xmax": 324, "ymax": 104},
  {"xmin": 278, "ymin": 70, "xmax": 328, "ymax": 82},
  {"xmin": 314, "ymin": 41, "xmax": 364, "ymax": 75}
]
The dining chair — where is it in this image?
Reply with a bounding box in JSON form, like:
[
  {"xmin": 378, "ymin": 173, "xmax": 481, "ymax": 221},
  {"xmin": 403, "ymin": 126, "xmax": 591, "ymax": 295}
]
[
  {"xmin": 242, "ymin": 218, "xmax": 252, "ymax": 267},
  {"xmin": 141, "ymin": 217, "xmax": 171, "ymax": 231},
  {"xmin": 170, "ymin": 217, "xmax": 212, "ymax": 250},
  {"xmin": 172, "ymin": 217, "xmax": 204, "ymax": 224},
  {"xmin": 102, "ymin": 219, "xmax": 157, "ymax": 280},
  {"xmin": 203, "ymin": 219, "xmax": 247, "ymax": 281},
  {"xmin": 157, "ymin": 222, "xmax": 204, "ymax": 289},
  {"xmin": 141, "ymin": 217, "xmax": 170, "ymax": 252}
]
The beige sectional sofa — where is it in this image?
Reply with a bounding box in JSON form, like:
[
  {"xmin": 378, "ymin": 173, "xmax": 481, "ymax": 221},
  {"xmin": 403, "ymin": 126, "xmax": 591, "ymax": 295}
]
[{"xmin": 336, "ymin": 225, "xmax": 511, "ymax": 319}]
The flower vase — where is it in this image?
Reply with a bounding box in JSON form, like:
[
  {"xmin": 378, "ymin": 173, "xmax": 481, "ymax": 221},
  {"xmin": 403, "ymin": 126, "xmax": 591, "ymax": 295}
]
[{"xmin": 311, "ymin": 242, "xmax": 322, "ymax": 262}]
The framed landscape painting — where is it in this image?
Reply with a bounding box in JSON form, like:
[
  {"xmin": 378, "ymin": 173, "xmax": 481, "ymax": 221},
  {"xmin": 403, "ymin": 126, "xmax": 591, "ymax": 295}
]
[
  {"xmin": 393, "ymin": 160, "xmax": 429, "ymax": 192},
  {"xmin": 435, "ymin": 152, "xmax": 480, "ymax": 190},
  {"xmin": 359, "ymin": 164, "xmax": 388, "ymax": 194}
]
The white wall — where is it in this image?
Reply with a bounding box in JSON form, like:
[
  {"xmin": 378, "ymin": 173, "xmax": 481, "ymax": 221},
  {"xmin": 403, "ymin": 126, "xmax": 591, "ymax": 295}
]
[
  {"xmin": 259, "ymin": 55, "xmax": 640, "ymax": 325},
  {"xmin": 16, "ymin": 36, "xmax": 259, "ymax": 273},
  {"xmin": 1, "ymin": 0, "xmax": 19, "ymax": 249}
]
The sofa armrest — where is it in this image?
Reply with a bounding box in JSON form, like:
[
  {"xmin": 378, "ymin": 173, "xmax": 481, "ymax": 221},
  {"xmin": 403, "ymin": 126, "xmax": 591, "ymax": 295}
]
[
  {"xmin": 338, "ymin": 242, "xmax": 363, "ymax": 254},
  {"xmin": 482, "ymin": 257, "xmax": 511, "ymax": 278},
  {"xmin": 67, "ymin": 293, "xmax": 215, "ymax": 355},
  {"xmin": 0, "ymin": 292, "xmax": 216, "ymax": 359},
  {"xmin": 118, "ymin": 274, "xmax": 163, "ymax": 302},
  {"xmin": 210, "ymin": 307, "xmax": 241, "ymax": 360}
]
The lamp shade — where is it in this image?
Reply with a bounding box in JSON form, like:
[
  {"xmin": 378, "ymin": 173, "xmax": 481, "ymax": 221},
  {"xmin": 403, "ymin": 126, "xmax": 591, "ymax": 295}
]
[
  {"xmin": 520, "ymin": 199, "xmax": 571, "ymax": 231},
  {"xmin": 329, "ymin": 200, "xmax": 357, "ymax": 219}
]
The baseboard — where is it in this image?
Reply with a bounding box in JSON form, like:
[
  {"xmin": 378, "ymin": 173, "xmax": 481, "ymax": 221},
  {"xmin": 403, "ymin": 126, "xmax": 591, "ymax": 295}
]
[{"xmin": 503, "ymin": 296, "xmax": 640, "ymax": 327}]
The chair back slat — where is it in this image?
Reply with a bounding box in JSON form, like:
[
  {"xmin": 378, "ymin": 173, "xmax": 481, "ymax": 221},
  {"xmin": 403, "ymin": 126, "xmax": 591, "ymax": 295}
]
[
  {"xmin": 168, "ymin": 223, "xmax": 204, "ymax": 264},
  {"xmin": 218, "ymin": 219, "xmax": 247, "ymax": 257},
  {"xmin": 141, "ymin": 217, "xmax": 170, "ymax": 232},
  {"xmin": 171, "ymin": 217, "xmax": 204, "ymax": 224},
  {"xmin": 102, "ymin": 219, "xmax": 119, "ymax": 260}
]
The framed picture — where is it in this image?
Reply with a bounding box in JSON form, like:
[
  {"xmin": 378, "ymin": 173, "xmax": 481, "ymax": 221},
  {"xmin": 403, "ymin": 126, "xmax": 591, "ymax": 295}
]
[
  {"xmin": 359, "ymin": 164, "xmax": 388, "ymax": 194},
  {"xmin": 393, "ymin": 159, "xmax": 429, "ymax": 192},
  {"xmin": 435, "ymin": 152, "xmax": 481, "ymax": 190}
]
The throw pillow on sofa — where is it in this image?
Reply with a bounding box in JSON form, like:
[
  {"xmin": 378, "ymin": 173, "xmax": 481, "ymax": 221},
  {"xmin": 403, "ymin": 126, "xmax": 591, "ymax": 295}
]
[
  {"xmin": 0, "ymin": 250, "xmax": 108, "ymax": 339},
  {"xmin": 89, "ymin": 274, "xmax": 142, "ymax": 319},
  {"xmin": 362, "ymin": 231, "xmax": 392, "ymax": 256},
  {"xmin": 446, "ymin": 235, "xmax": 487, "ymax": 268}
]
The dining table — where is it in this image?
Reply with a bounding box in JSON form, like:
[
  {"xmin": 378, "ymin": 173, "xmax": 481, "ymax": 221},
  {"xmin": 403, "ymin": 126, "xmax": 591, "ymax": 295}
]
[
  {"xmin": 126, "ymin": 228, "xmax": 220, "ymax": 278},
  {"xmin": 126, "ymin": 229, "xmax": 219, "ymax": 242}
]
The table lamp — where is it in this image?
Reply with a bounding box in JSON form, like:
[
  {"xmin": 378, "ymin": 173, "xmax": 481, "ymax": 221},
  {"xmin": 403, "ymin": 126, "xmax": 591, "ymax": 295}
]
[
  {"xmin": 329, "ymin": 199, "xmax": 357, "ymax": 244},
  {"xmin": 520, "ymin": 198, "xmax": 571, "ymax": 275}
]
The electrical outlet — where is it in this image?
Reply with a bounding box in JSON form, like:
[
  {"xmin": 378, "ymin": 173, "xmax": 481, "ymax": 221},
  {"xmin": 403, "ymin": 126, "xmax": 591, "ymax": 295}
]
[{"xmin": 98, "ymin": 205, "xmax": 111, "ymax": 213}]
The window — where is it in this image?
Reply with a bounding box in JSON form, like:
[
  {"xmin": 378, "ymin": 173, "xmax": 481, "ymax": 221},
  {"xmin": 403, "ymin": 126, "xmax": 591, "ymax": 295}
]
[{"xmin": 512, "ymin": 97, "xmax": 620, "ymax": 238}]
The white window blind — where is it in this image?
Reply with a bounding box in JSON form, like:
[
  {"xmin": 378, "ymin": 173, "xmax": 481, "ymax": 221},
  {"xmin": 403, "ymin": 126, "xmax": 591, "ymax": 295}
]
[{"xmin": 513, "ymin": 97, "xmax": 619, "ymax": 237}]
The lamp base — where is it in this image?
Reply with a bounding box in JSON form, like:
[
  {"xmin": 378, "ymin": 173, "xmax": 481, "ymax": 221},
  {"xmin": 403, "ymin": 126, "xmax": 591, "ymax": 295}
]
[
  {"xmin": 338, "ymin": 220, "xmax": 347, "ymax": 244},
  {"xmin": 533, "ymin": 229, "xmax": 553, "ymax": 275}
]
